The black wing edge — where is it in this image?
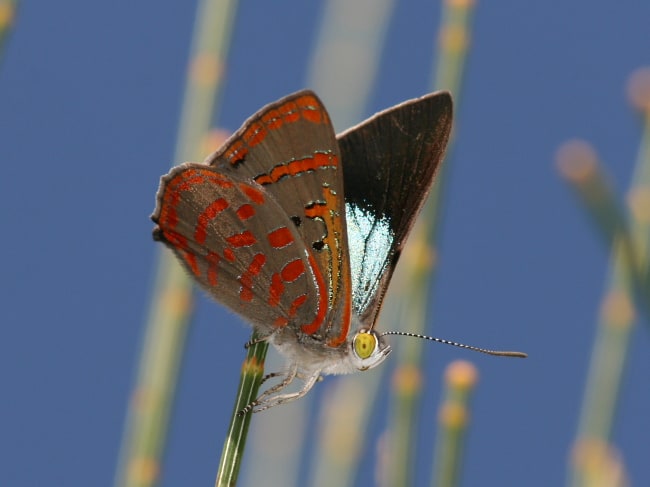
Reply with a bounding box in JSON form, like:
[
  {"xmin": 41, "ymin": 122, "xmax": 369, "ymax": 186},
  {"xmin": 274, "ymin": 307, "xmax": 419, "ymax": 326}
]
[{"xmin": 337, "ymin": 91, "xmax": 453, "ymax": 324}]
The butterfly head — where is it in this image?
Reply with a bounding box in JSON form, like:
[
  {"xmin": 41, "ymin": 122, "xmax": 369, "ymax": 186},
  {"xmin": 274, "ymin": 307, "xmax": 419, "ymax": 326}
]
[{"xmin": 349, "ymin": 329, "xmax": 391, "ymax": 371}]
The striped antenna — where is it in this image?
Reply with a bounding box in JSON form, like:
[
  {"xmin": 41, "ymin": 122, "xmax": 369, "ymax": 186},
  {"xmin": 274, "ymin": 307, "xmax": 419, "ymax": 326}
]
[{"xmin": 381, "ymin": 331, "xmax": 527, "ymax": 358}]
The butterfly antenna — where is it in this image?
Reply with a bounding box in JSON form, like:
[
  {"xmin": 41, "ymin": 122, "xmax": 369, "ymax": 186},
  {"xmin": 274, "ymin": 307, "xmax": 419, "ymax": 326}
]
[{"xmin": 381, "ymin": 331, "xmax": 527, "ymax": 358}]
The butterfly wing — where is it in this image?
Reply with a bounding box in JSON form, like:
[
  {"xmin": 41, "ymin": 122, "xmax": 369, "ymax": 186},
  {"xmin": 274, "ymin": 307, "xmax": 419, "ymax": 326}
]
[
  {"xmin": 201, "ymin": 91, "xmax": 352, "ymax": 346},
  {"xmin": 337, "ymin": 92, "xmax": 453, "ymax": 327},
  {"xmin": 152, "ymin": 165, "xmax": 330, "ymax": 336}
]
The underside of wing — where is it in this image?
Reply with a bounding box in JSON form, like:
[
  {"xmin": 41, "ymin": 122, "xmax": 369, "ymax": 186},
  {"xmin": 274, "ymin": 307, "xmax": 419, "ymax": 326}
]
[
  {"xmin": 337, "ymin": 92, "xmax": 453, "ymax": 326},
  {"xmin": 151, "ymin": 164, "xmax": 326, "ymax": 336},
  {"xmin": 200, "ymin": 91, "xmax": 353, "ymax": 346}
]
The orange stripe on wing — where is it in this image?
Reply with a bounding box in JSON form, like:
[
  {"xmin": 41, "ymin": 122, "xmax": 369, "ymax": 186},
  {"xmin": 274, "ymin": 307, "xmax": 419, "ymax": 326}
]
[
  {"xmin": 254, "ymin": 153, "xmax": 337, "ymax": 186},
  {"xmin": 273, "ymin": 317, "xmax": 289, "ymax": 327},
  {"xmin": 267, "ymin": 227, "xmax": 294, "ymax": 249},
  {"xmin": 326, "ymin": 282, "xmax": 351, "ymax": 347},
  {"xmin": 300, "ymin": 252, "xmax": 328, "ymax": 336},
  {"xmin": 240, "ymin": 183, "xmax": 265, "ymax": 204},
  {"xmin": 159, "ymin": 168, "xmax": 233, "ymax": 232},
  {"xmin": 243, "ymin": 121, "xmax": 267, "ymax": 147},
  {"xmin": 278, "ymin": 100, "xmax": 300, "ymax": 123},
  {"xmin": 289, "ymin": 295, "xmax": 308, "ymax": 316},
  {"xmin": 261, "ymin": 108, "xmax": 283, "ymax": 130},
  {"xmin": 268, "ymin": 273, "xmax": 284, "ymax": 307},
  {"xmin": 295, "ymin": 94, "xmax": 327, "ymax": 124},
  {"xmin": 195, "ymin": 198, "xmax": 228, "ymax": 244},
  {"xmin": 206, "ymin": 251, "xmax": 220, "ymax": 287},
  {"xmin": 239, "ymin": 253, "xmax": 266, "ymax": 302},
  {"xmin": 304, "ymin": 202, "xmax": 327, "ymax": 219},
  {"xmin": 226, "ymin": 230, "xmax": 256, "ymax": 247},
  {"xmin": 223, "ymin": 248, "xmax": 235, "ymax": 262},
  {"xmin": 224, "ymin": 140, "xmax": 248, "ymax": 165},
  {"xmin": 281, "ymin": 259, "xmax": 305, "ymax": 282},
  {"xmin": 236, "ymin": 204, "xmax": 255, "ymax": 221}
]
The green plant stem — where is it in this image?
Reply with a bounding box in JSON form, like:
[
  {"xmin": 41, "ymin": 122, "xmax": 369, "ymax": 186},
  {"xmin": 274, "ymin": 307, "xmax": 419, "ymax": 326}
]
[
  {"xmin": 215, "ymin": 336, "xmax": 268, "ymax": 487},
  {"xmin": 566, "ymin": 80, "xmax": 650, "ymax": 487},
  {"xmin": 114, "ymin": 1, "xmax": 238, "ymax": 486},
  {"xmin": 558, "ymin": 149, "xmax": 650, "ymax": 318},
  {"xmin": 385, "ymin": 0, "xmax": 475, "ymax": 486},
  {"xmin": 432, "ymin": 361, "xmax": 477, "ymax": 487}
]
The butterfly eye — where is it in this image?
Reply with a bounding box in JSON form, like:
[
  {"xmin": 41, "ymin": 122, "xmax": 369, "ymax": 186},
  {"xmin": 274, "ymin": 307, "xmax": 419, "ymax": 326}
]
[{"xmin": 353, "ymin": 331, "xmax": 377, "ymax": 360}]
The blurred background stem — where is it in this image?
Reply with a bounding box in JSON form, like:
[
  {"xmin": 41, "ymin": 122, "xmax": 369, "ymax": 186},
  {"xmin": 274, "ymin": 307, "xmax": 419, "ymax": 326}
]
[
  {"xmin": 560, "ymin": 67, "xmax": 650, "ymax": 487},
  {"xmin": 432, "ymin": 361, "xmax": 478, "ymax": 487},
  {"xmin": 383, "ymin": 1, "xmax": 475, "ymax": 486},
  {"xmin": 0, "ymin": 0, "xmax": 17, "ymax": 62},
  {"xmin": 113, "ymin": 1, "xmax": 238, "ymax": 486}
]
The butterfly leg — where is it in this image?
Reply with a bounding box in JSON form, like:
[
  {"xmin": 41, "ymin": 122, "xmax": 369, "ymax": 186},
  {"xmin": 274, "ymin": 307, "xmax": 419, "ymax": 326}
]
[
  {"xmin": 250, "ymin": 371, "xmax": 321, "ymax": 413},
  {"xmin": 259, "ymin": 371, "xmax": 284, "ymax": 386},
  {"xmin": 243, "ymin": 331, "xmax": 277, "ymax": 349},
  {"xmin": 244, "ymin": 336, "xmax": 265, "ymax": 349},
  {"xmin": 237, "ymin": 364, "xmax": 298, "ymax": 416}
]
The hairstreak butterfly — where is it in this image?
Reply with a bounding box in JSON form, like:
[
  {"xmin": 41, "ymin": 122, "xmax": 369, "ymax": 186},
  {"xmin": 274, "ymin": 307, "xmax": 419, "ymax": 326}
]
[{"xmin": 152, "ymin": 90, "xmax": 526, "ymax": 413}]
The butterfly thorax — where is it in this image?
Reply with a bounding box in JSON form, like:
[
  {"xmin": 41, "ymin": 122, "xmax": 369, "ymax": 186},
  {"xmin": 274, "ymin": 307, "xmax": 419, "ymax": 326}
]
[{"xmin": 268, "ymin": 314, "xmax": 391, "ymax": 376}]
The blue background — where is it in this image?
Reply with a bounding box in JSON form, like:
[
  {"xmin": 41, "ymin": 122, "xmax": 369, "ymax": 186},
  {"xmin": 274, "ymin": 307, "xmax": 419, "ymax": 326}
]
[{"xmin": 1, "ymin": 1, "xmax": 649, "ymax": 486}]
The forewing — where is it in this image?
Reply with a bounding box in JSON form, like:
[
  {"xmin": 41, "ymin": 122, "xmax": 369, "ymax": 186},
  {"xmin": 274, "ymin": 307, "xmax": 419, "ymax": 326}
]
[
  {"xmin": 337, "ymin": 92, "xmax": 453, "ymax": 326},
  {"xmin": 151, "ymin": 164, "xmax": 326, "ymax": 336},
  {"xmin": 204, "ymin": 91, "xmax": 352, "ymax": 346}
]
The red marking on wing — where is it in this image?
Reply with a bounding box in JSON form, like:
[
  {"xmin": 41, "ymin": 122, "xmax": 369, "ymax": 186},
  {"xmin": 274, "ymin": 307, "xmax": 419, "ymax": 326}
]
[
  {"xmin": 174, "ymin": 175, "xmax": 205, "ymax": 193},
  {"xmin": 174, "ymin": 170, "xmax": 232, "ymax": 193},
  {"xmin": 183, "ymin": 253, "xmax": 199, "ymax": 276},
  {"xmin": 268, "ymin": 273, "xmax": 284, "ymax": 307},
  {"xmin": 300, "ymin": 252, "xmax": 328, "ymax": 335},
  {"xmin": 254, "ymin": 153, "xmax": 337, "ymax": 186},
  {"xmin": 327, "ymin": 288, "xmax": 351, "ymax": 347},
  {"xmin": 304, "ymin": 202, "xmax": 327, "ymax": 219},
  {"xmin": 195, "ymin": 198, "xmax": 228, "ymax": 244},
  {"xmin": 240, "ymin": 183, "xmax": 264, "ymax": 204},
  {"xmin": 239, "ymin": 254, "xmax": 266, "ymax": 302},
  {"xmin": 243, "ymin": 122, "xmax": 267, "ymax": 147},
  {"xmin": 262, "ymin": 108, "xmax": 283, "ymax": 129},
  {"xmin": 273, "ymin": 317, "xmax": 288, "ymax": 327},
  {"xmin": 267, "ymin": 227, "xmax": 294, "ymax": 249},
  {"xmin": 159, "ymin": 168, "xmax": 234, "ymax": 234},
  {"xmin": 236, "ymin": 204, "xmax": 255, "ymax": 220},
  {"xmin": 281, "ymin": 259, "xmax": 305, "ymax": 282},
  {"xmin": 288, "ymin": 295, "xmax": 308, "ymax": 316},
  {"xmin": 226, "ymin": 231, "xmax": 256, "ymax": 247},
  {"xmin": 278, "ymin": 100, "xmax": 300, "ymax": 123},
  {"xmin": 221, "ymin": 94, "xmax": 326, "ymax": 167},
  {"xmin": 206, "ymin": 251, "xmax": 220, "ymax": 287},
  {"xmin": 163, "ymin": 207, "xmax": 179, "ymax": 229},
  {"xmin": 163, "ymin": 230, "xmax": 187, "ymax": 249},
  {"xmin": 296, "ymin": 94, "xmax": 325, "ymax": 123},
  {"xmin": 223, "ymin": 248, "xmax": 235, "ymax": 262},
  {"xmin": 159, "ymin": 230, "xmax": 199, "ymax": 278},
  {"xmin": 255, "ymin": 166, "xmax": 288, "ymax": 185},
  {"xmin": 224, "ymin": 140, "xmax": 248, "ymax": 165}
]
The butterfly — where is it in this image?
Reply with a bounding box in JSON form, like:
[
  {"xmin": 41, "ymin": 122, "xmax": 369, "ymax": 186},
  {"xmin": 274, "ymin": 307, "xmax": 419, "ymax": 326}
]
[{"xmin": 151, "ymin": 90, "xmax": 524, "ymax": 413}]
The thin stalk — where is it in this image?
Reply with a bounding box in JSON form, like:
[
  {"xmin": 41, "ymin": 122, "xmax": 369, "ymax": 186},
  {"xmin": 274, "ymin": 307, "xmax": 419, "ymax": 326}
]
[
  {"xmin": 432, "ymin": 361, "xmax": 478, "ymax": 487},
  {"xmin": 385, "ymin": 0, "xmax": 476, "ymax": 486},
  {"xmin": 114, "ymin": 2, "xmax": 238, "ymax": 486},
  {"xmin": 564, "ymin": 67, "xmax": 650, "ymax": 487},
  {"xmin": 625, "ymin": 68, "xmax": 650, "ymax": 313},
  {"xmin": 568, "ymin": 247, "xmax": 635, "ymax": 487},
  {"xmin": 556, "ymin": 141, "xmax": 650, "ymax": 318},
  {"xmin": 215, "ymin": 337, "xmax": 269, "ymax": 487}
]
